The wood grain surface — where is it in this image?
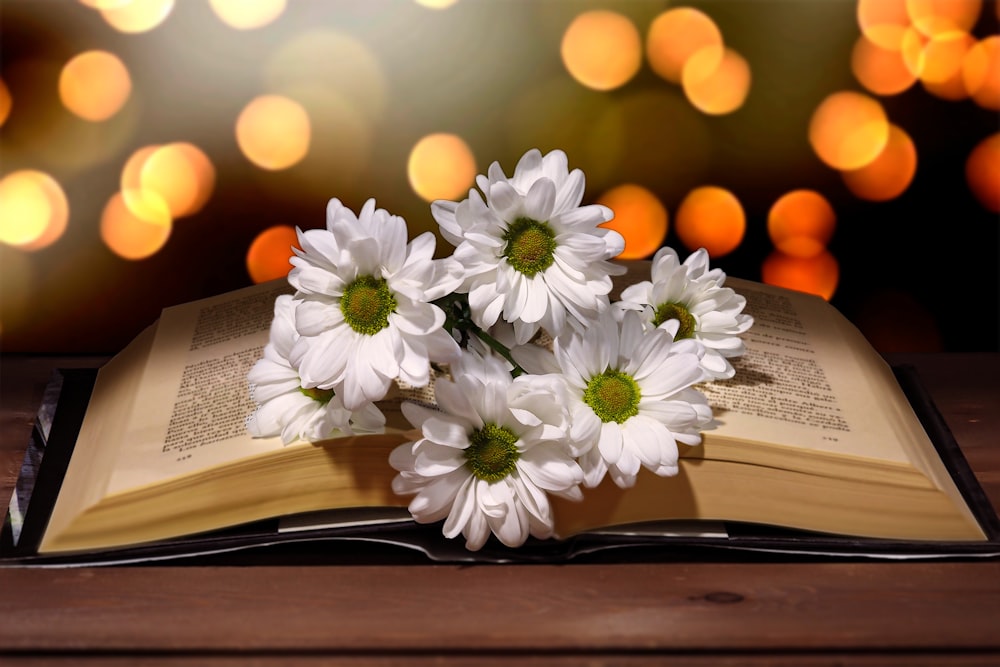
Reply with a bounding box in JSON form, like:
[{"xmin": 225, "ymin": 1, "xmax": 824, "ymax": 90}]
[{"xmin": 2, "ymin": 350, "xmax": 999, "ymax": 665}]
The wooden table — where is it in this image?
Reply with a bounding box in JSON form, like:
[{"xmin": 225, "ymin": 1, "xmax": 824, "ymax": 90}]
[{"xmin": 2, "ymin": 353, "xmax": 999, "ymax": 665}]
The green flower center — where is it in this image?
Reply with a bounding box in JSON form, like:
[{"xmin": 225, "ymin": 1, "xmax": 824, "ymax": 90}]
[
  {"xmin": 653, "ymin": 301, "xmax": 696, "ymax": 340},
  {"xmin": 583, "ymin": 369, "xmax": 641, "ymax": 423},
  {"xmin": 464, "ymin": 422, "xmax": 520, "ymax": 483},
  {"xmin": 503, "ymin": 217, "xmax": 556, "ymax": 277},
  {"xmin": 341, "ymin": 275, "xmax": 397, "ymax": 335},
  {"xmin": 300, "ymin": 386, "xmax": 335, "ymax": 403}
]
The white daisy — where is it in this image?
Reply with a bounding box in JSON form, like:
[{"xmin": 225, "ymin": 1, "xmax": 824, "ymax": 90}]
[
  {"xmin": 431, "ymin": 148, "xmax": 625, "ymax": 345},
  {"xmin": 618, "ymin": 247, "xmax": 754, "ymax": 380},
  {"xmin": 288, "ymin": 198, "xmax": 464, "ymax": 410},
  {"xmin": 389, "ymin": 350, "xmax": 583, "ymax": 551},
  {"xmin": 247, "ymin": 294, "xmax": 385, "ymax": 444},
  {"xmin": 516, "ymin": 309, "xmax": 713, "ymax": 489}
]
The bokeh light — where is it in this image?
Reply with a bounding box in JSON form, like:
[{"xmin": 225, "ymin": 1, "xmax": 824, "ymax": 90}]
[
  {"xmin": 0, "ymin": 170, "xmax": 69, "ymax": 249},
  {"xmin": 561, "ymin": 10, "xmax": 642, "ymax": 91},
  {"xmin": 99, "ymin": 0, "xmax": 175, "ymax": 33},
  {"xmin": 767, "ymin": 190, "xmax": 836, "ymax": 259},
  {"xmin": 0, "ymin": 78, "xmax": 11, "ymax": 127},
  {"xmin": 140, "ymin": 142, "xmax": 215, "ymax": 219},
  {"xmin": 681, "ymin": 46, "xmax": 751, "ymax": 115},
  {"xmin": 917, "ymin": 32, "xmax": 976, "ymax": 85},
  {"xmin": 965, "ymin": 133, "xmax": 1000, "ymax": 212},
  {"xmin": 79, "ymin": 0, "xmax": 133, "ymax": 8},
  {"xmin": 235, "ymin": 95, "xmax": 311, "ymax": 170},
  {"xmin": 208, "ymin": 0, "xmax": 286, "ymax": 30},
  {"xmin": 415, "ymin": 0, "xmax": 458, "ymax": 7},
  {"xmin": 597, "ymin": 184, "xmax": 668, "ymax": 260},
  {"xmin": 646, "ymin": 8, "xmax": 723, "ymax": 85},
  {"xmin": 58, "ymin": 50, "xmax": 131, "ymax": 122},
  {"xmin": 121, "ymin": 187, "xmax": 172, "ymax": 228},
  {"xmin": 906, "ymin": 0, "xmax": 982, "ymax": 39},
  {"xmin": 808, "ymin": 91, "xmax": 890, "ymax": 171},
  {"xmin": 761, "ymin": 250, "xmax": 839, "ymax": 301},
  {"xmin": 674, "ymin": 186, "xmax": 745, "ymax": 258},
  {"xmin": 852, "ymin": 35, "xmax": 917, "ymax": 96},
  {"xmin": 916, "ymin": 31, "xmax": 977, "ymax": 100},
  {"xmin": 100, "ymin": 191, "xmax": 172, "ymax": 260},
  {"xmin": 407, "ymin": 133, "xmax": 477, "ymax": 203},
  {"xmin": 841, "ymin": 124, "xmax": 917, "ymax": 202},
  {"xmin": 246, "ymin": 225, "xmax": 299, "ymax": 283},
  {"xmin": 963, "ymin": 36, "xmax": 1000, "ymax": 110},
  {"xmin": 264, "ymin": 30, "xmax": 387, "ymax": 122},
  {"xmin": 857, "ymin": 0, "xmax": 912, "ymax": 51}
]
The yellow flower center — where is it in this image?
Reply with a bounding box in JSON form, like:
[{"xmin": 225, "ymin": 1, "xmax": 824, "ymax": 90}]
[
  {"xmin": 503, "ymin": 217, "xmax": 556, "ymax": 277},
  {"xmin": 583, "ymin": 369, "xmax": 641, "ymax": 423},
  {"xmin": 300, "ymin": 386, "xmax": 336, "ymax": 403},
  {"xmin": 653, "ymin": 301, "xmax": 696, "ymax": 340},
  {"xmin": 341, "ymin": 275, "xmax": 396, "ymax": 335},
  {"xmin": 465, "ymin": 422, "xmax": 520, "ymax": 482}
]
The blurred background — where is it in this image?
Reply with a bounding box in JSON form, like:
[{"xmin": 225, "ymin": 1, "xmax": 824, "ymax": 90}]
[{"xmin": 1, "ymin": 0, "xmax": 997, "ymax": 355}]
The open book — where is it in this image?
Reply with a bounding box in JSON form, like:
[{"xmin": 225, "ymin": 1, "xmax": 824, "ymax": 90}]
[{"xmin": 4, "ymin": 263, "xmax": 998, "ymax": 563}]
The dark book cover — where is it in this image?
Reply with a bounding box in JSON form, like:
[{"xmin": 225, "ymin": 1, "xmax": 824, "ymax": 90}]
[{"xmin": 3, "ymin": 365, "xmax": 999, "ymax": 566}]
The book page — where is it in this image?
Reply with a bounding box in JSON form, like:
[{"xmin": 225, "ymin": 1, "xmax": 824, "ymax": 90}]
[
  {"xmin": 699, "ymin": 278, "xmax": 912, "ymax": 465},
  {"xmin": 107, "ymin": 280, "xmax": 293, "ymax": 494}
]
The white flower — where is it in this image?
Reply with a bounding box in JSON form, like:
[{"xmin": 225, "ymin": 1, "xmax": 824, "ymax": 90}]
[
  {"xmin": 617, "ymin": 247, "xmax": 753, "ymax": 380},
  {"xmin": 288, "ymin": 198, "xmax": 464, "ymax": 410},
  {"xmin": 431, "ymin": 148, "xmax": 625, "ymax": 345},
  {"xmin": 247, "ymin": 294, "xmax": 385, "ymax": 444},
  {"xmin": 389, "ymin": 350, "xmax": 583, "ymax": 551},
  {"xmin": 515, "ymin": 310, "xmax": 713, "ymax": 489}
]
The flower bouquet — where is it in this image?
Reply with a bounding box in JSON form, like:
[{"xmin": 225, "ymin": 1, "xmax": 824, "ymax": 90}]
[{"xmin": 247, "ymin": 148, "xmax": 753, "ymax": 551}]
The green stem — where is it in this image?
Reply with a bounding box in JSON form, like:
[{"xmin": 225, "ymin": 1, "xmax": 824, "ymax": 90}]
[{"xmin": 434, "ymin": 292, "xmax": 525, "ymax": 377}]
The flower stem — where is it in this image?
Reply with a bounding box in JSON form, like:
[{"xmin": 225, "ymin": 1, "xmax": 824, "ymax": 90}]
[{"xmin": 435, "ymin": 293, "xmax": 524, "ymax": 377}]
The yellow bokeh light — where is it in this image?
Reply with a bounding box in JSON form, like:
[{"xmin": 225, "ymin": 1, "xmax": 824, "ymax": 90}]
[
  {"xmin": 597, "ymin": 184, "xmax": 668, "ymax": 260},
  {"xmin": 963, "ymin": 36, "xmax": 1000, "ymax": 110},
  {"xmin": 0, "ymin": 78, "xmax": 11, "ymax": 127},
  {"xmin": 79, "ymin": 0, "xmax": 132, "ymax": 8},
  {"xmin": 646, "ymin": 8, "xmax": 723, "ymax": 85},
  {"xmin": 852, "ymin": 35, "xmax": 917, "ymax": 96},
  {"xmin": 841, "ymin": 124, "xmax": 917, "ymax": 202},
  {"xmin": 857, "ymin": 0, "xmax": 912, "ymax": 51},
  {"xmin": 18, "ymin": 172, "xmax": 69, "ymax": 252},
  {"xmin": 674, "ymin": 186, "xmax": 745, "ymax": 258},
  {"xmin": 236, "ymin": 95, "xmax": 310, "ymax": 171},
  {"xmin": 0, "ymin": 170, "xmax": 68, "ymax": 249},
  {"xmin": 761, "ymin": 250, "xmax": 839, "ymax": 301},
  {"xmin": 58, "ymin": 50, "xmax": 131, "ymax": 122},
  {"xmin": 966, "ymin": 133, "xmax": 1000, "ymax": 213},
  {"xmin": 414, "ymin": 0, "xmax": 458, "ymax": 7},
  {"xmin": 808, "ymin": 91, "xmax": 890, "ymax": 171},
  {"xmin": 767, "ymin": 190, "xmax": 836, "ymax": 259},
  {"xmin": 906, "ymin": 0, "xmax": 982, "ymax": 38},
  {"xmin": 101, "ymin": 191, "xmax": 172, "ymax": 260},
  {"xmin": 246, "ymin": 225, "xmax": 299, "ymax": 283},
  {"xmin": 681, "ymin": 46, "xmax": 751, "ymax": 116},
  {"xmin": 561, "ymin": 10, "xmax": 642, "ymax": 92},
  {"xmin": 140, "ymin": 142, "xmax": 215, "ymax": 219},
  {"xmin": 208, "ymin": 0, "xmax": 286, "ymax": 30},
  {"xmin": 900, "ymin": 26, "xmax": 929, "ymax": 76},
  {"xmin": 407, "ymin": 133, "xmax": 477, "ymax": 203},
  {"xmin": 121, "ymin": 187, "xmax": 172, "ymax": 228},
  {"xmin": 121, "ymin": 144, "xmax": 160, "ymax": 191},
  {"xmin": 917, "ymin": 32, "xmax": 975, "ymax": 93},
  {"xmin": 100, "ymin": 0, "xmax": 175, "ymax": 33},
  {"xmin": 265, "ymin": 30, "xmax": 387, "ymax": 122}
]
